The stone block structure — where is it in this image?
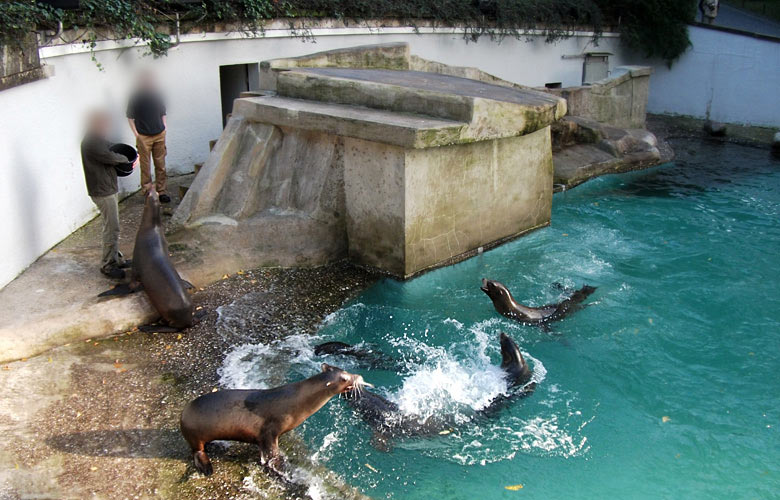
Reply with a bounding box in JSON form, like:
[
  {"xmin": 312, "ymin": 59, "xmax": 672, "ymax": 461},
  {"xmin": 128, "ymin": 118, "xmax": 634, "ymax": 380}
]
[{"xmin": 174, "ymin": 43, "xmax": 565, "ymax": 277}]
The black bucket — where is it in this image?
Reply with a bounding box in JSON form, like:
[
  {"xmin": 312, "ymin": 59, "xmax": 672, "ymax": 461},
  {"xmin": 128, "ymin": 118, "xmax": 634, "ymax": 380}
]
[{"xmin": 110, "ymin": 143, "xmax": 138, "ymax": 177}]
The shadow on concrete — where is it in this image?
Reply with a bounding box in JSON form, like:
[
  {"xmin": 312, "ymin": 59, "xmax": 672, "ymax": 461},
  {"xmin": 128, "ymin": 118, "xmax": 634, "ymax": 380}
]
[{"xmin": 46, "ymin": 428, "xmax": 184, "ymax": 459}]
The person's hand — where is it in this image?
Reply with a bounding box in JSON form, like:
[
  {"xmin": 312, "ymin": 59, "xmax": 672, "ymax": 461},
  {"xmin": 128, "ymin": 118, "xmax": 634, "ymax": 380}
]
[{"xmin": 132, "ymin": 158, "xmax": 140, "ymax": 169}]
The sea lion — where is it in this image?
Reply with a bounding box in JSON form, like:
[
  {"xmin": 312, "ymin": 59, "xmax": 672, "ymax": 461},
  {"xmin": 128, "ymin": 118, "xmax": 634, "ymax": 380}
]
[
  {"xmin": 180, "ymin": 364, "xmax": 370, "ymax": 477},
  {"xmin": 481, "ymin": 278, "xmax": 596, "ymax": 326},
  {"xmin": 99, "ymin": 189, "xmax": 198, "ymax": 331},
  {"xmin": 344, "ymin": 332, "xmax": 534, "ymax": 450},
  {"xmin": 314, "ymin": 341, "xmax": 398, "ymax": 370}
]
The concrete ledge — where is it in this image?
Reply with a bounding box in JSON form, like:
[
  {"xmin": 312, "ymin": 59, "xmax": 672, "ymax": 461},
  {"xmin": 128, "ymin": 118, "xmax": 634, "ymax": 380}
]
[{"xmin": 233, "ymin": 95, "xmax": 468, "ymax": 149}]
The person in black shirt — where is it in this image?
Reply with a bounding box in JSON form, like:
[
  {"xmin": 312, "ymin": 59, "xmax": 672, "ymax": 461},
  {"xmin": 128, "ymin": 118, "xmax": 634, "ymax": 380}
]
[
  {"xmin": 81, "ymin": 111, "xmax": 138, "ymax": 279},
  {"xmin": 127, "ymin": 72, "xmax": 171, "ymax": 203}
]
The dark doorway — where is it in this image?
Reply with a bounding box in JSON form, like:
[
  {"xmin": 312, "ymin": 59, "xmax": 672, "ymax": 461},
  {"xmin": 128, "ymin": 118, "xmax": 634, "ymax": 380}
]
[{"xmin": 219, "ymin": 63, "xmax": 259, "ymax": 127}]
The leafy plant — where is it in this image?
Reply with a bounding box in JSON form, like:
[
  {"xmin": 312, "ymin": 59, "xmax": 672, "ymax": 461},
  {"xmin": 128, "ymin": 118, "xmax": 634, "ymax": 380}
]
[{"xmin": 0, "ymin": 0, "xmax": 694, "ymax": 67}]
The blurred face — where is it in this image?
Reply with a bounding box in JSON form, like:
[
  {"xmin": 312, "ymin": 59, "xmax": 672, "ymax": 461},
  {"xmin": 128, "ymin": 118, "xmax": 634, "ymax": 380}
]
[{"xmin": 88, "ymin": 113, "xmax": 111, "ymax": 137}]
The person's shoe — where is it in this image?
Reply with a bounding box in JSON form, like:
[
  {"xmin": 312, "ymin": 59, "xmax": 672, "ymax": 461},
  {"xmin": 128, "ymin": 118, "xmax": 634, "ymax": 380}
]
[
  {"xmin": 101, "ymin": 266, "xmax": 126, "ymax": 280},
  {"xmin": 159, "ymin": 193, "xmax": 172, "ymax": 204},
  {"xmin": 118, "ymin": 259, "xmax": 133, "ymax": 269}
]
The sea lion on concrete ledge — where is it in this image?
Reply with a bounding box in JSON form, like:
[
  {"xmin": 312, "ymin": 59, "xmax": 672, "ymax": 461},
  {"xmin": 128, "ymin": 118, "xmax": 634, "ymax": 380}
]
[
  {"xmin": 481, "ymin": 278, "xmax": 596, "ymax": 326},
  {"xmin": 180, "ymin": 364, "xmax": 370, "ymax": 477},
  {"xmin": 345, "ymin": 332, "xmax": 535, "ymax": 450},
  {"xmin": 99, "ymin": 190, "xmax": 199, "ymax": 331}
]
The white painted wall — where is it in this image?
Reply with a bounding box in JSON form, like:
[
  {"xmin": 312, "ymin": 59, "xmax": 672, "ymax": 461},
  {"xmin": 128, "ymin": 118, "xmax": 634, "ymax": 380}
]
[
  {"xmin": 1, "ymin": 26, "xmax": 635, "ymax": 289},
  {"xmin": 645, "ymin": 25, "xmax": 780, "ymax": 126}
]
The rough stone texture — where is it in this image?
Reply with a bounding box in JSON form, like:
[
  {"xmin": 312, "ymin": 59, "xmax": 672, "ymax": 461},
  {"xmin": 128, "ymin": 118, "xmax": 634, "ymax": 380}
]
[
  {"xmin": 175, "ymin": 43, "xmax": 562, "ymax": 278},
  {"xmin": 542, "ymin": 66, "xmax": 652, "ymax": 129},
  {"xmin": 551, "ymin": 114, "xmax": 672, "ymax": 190},
  {"xmin": 0, "ymin": 35, "xmax": 49, "ymax": 91}
]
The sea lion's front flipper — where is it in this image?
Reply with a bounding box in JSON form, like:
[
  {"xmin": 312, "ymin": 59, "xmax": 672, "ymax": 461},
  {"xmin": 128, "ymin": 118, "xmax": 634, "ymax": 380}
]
[
  {"xmin": 194, "ymin": 308, "xmax": 208, "ymax": 322},
  {"xmin": 370, "ymin": 431, "xmax": 393, "ymax": 452}
]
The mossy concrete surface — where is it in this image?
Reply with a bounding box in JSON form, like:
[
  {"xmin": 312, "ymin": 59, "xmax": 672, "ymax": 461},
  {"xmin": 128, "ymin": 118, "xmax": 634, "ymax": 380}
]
[{"xmin": 0, "ymin": 263, "xmax": 377, "ymax": 499}]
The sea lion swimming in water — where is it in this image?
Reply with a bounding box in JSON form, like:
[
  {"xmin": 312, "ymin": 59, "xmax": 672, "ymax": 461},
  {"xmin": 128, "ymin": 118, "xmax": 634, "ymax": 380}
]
[
  {"xmin": 99, "ymin": 189, "xmax": 201, "ymax": 331},
  {"xmin": 180, "ymin": 364, "xmax": 371, "ymax": 478},
  {"xmin": 481, "ymin": 278, "xmax": 596, "ymax": 326},
  {"xmin": 344, "ymin": 332, "xmax": 534, "ymax": 450},
  {"xmin": 314, "ymin": 341, "xmax": 399, "ymax": 370}
]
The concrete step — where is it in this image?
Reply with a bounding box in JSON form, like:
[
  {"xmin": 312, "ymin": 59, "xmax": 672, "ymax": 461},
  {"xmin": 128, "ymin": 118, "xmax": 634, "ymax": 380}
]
[
  {"xmin": 209, "ymin": 139, "xmax": 217, "ymax": 151},
  {"xmin": 233, "ymin": 95, "xmax": 467, "ymax": 149},
  {"xmin": 194, "ymin": 162, "xmax": 203, "ymax": 175},
  {"xmin": 275, "ymin": 67, "xmax": 565, "ymax": 136}
]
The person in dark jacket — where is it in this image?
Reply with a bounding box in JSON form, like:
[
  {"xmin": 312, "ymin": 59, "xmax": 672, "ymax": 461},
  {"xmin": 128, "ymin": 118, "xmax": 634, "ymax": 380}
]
[
  {"xmin": 127, "ymin": 71, "xmax": 171, "ymax": 203},
  {"xmin": 81, "ymin": 111, "xmax": 138, "ymax": 279}
]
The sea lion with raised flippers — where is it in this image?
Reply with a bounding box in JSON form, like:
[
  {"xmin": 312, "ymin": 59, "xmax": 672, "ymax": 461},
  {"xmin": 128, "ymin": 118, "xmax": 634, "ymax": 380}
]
[
  {"xmin": 98, "ymin": 189, "xmax": 200, "ymax": 331},
  {"xmin": 344, "ymin": 332, "xmax": 535, "ymax": 450},
  {"xmin": 481, "ymin": 278, "xmax": 596, "ymax": 326},
  {"xmin": 180, "ymin": 364, "xmax": 371, "ymax": 478}
]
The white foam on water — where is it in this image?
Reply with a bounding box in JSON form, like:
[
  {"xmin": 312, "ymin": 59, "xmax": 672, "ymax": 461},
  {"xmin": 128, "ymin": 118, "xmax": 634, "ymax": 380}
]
[
  {"xmin": 218, "ymin": 333, "xmax": 322, "ymax": 389},
  {"xmin": 443, "ymin": 317, "xmax": 464, "ymax": 330}
]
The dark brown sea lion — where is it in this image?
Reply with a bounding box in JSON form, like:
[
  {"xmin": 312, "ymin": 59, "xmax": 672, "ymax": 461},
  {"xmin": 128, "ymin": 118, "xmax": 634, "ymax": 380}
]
[
  {"xmin": 99, "ymin": 189, "xmax": 198, "ymax": 331},
  {"xmin": 180, "ymin": 364, "xmax": 370, "ymax": 477},
  {"xmin": 345, "ymin": 332, "xmax": 534, "ymax": 450},
  {"xmin": 314, "ymin": 341, "xmax": 398, "ymax": 370},
  {"xmin": 481, "ymin": 278, "xmax": 596, "ymax": 326}
]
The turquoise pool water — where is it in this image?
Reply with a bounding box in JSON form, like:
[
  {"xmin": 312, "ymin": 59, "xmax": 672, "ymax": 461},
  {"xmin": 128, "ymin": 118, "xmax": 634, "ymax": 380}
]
[{"xmin": 220, "ymin": 140, "xmax": 779, "ymax": 499}]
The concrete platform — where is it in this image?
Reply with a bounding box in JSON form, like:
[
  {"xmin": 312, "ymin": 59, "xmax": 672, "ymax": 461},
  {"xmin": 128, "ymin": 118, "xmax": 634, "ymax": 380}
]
[{"xmin": 176, "ymin": 43, "xmax": 564, "ymax": 278}]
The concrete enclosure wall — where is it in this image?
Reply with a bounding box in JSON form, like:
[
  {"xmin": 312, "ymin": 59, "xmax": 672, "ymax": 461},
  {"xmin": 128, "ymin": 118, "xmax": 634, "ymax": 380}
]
[
  {"xmin": 0, "ymin": 26, "xmax": 635, "ymax": 289},
  {"xmin": 646, "ymin": 25, "xmax": 780, "ymax": 126}
]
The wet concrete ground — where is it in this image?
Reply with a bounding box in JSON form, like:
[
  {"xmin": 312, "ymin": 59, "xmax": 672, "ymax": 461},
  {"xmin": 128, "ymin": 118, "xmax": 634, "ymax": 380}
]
[{"xmin": 0, "ymin": 263, "xmax": 377, "ymax": 499}]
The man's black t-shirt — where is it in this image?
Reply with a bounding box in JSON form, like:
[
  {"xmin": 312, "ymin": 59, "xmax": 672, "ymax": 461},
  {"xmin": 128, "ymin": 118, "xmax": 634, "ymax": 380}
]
[{"xmin": 126, "ymin": 90, "xmax": 166, "ymax": 135}]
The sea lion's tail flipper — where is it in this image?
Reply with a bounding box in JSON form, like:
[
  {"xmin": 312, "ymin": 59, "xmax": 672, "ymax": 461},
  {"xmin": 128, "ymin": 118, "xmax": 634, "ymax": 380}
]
[
  {"xmin": 97, "ymin": 282, "xmax": 142, "ymax": 298},
  {"xmin": 567, "ymin": 285, "xmax": 597, "ymax": 305}
]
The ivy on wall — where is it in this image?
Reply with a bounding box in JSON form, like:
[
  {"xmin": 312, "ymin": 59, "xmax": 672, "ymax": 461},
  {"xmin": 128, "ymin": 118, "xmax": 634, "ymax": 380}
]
[{"xmin": 0, "ymin": 0, "xmax": 695, "ymax": 65}]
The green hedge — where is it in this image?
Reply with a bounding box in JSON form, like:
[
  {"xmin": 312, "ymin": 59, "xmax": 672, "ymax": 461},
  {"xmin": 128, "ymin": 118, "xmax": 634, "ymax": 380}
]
[{"xmin": 1, "ymin": 0, "xmax": 695, "ymax": 65}]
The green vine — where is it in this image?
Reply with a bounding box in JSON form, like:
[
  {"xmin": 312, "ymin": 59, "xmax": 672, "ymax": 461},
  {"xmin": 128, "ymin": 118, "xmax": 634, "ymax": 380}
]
[{"xmin": 0, "ymin": 0, "xmax": 695, "ymax": 67}]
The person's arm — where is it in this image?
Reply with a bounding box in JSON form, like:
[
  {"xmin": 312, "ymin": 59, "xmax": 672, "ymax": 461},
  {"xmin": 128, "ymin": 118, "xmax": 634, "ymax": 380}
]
[
  {"xmin": 128, "ymin": 118, "xmax": 139, "ymax": 138},
  {"xmin": 126, "ymin": 96, "xmax": 139, "ymax": 138},
  {"xmin": 161, "ymin": 98, "xmax": 167, "ymax": 130},
  {"xmin": 85, "ymin": 138, "xmax": 132, "ymax": 168}
]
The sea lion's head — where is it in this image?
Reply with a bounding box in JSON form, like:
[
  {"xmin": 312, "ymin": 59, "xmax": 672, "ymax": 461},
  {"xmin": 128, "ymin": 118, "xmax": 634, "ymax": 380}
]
[
  {"xmin": 321, "ymin": 364, "xmax": 372, "ymax": 394},
  {"xmin": 481, "ymin": 278, "xmax": 512, "ymax": 304}
]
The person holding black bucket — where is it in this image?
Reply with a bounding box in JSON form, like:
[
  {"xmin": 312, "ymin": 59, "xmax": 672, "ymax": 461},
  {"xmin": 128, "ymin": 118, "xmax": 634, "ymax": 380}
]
[
  {"xmin": 127, "ymin": 71, "xmax": 171, "ymax": 203},
  {"xmin": 81, "ymin": 111, "xmax": 139, "ymax": 280}
]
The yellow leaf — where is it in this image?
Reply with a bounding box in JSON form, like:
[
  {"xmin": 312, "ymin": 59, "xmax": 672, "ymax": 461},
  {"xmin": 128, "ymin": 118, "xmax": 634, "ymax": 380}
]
[
  {"xmin": 562, "ymin": 233, "xmax": 568, "ymax": 236},
  {"xmin": 365, "ymin": 463, "xmax": 378, "ymax": 473},
  {"xmin": 438, "ymin": 429, "xmax": 451, "ymax": 435},
  {"xmin": 90, "ymin": 466, "xmax": 98, "ymax": 472},
  {"xmin": 505, "ymin": 484, "xmax": 524, "ymax": 491},
  {"xmin": 212, "ymin": 387, "xmax": 219, "ymax": 392},
  {"xmin": 662, "ymin": 416, "xmax": 670, "ymax": 423},
  {"xmin": 222, "ymin": 274, "xmax": 229, "ymax": 280},
  {"xmin": 177, "ymin": 334, "xmax": 183, "ymax": 340},
  {"xmin": 165, "ymin": 345, "xmax": 172, "ymax": 350}
]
